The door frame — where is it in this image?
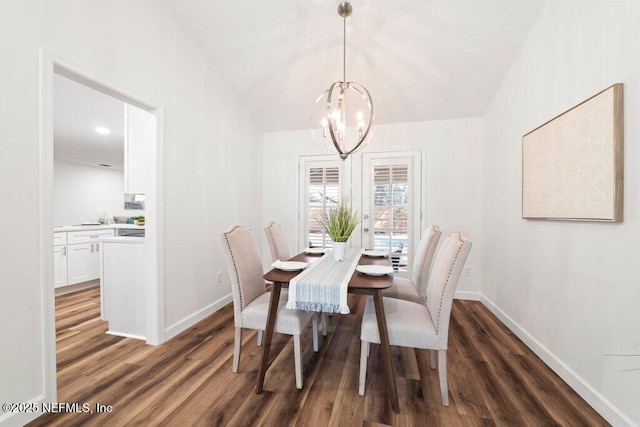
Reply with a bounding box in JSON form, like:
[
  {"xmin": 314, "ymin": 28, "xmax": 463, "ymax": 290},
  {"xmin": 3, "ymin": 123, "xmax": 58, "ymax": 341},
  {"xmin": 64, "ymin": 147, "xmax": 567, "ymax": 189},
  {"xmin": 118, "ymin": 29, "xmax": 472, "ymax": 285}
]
[{"xmin": 38, "ymin": 48, "xmax": 165, "ymax": 402}]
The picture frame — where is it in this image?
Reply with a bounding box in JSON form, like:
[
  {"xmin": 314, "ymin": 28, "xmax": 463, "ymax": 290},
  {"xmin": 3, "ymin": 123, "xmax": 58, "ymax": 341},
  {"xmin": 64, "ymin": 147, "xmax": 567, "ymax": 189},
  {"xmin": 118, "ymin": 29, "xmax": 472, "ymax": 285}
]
[{"xmin": 522, "ymin": 83, "xmax": 624, "ymax": 222}]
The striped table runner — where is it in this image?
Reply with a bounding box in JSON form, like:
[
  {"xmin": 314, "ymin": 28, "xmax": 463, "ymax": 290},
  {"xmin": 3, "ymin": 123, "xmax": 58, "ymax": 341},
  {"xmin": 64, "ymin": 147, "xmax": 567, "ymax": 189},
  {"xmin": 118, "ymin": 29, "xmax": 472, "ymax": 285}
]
[{"xmin": 286, "ymin": 248, "xmax": 364, "ymax": 314}]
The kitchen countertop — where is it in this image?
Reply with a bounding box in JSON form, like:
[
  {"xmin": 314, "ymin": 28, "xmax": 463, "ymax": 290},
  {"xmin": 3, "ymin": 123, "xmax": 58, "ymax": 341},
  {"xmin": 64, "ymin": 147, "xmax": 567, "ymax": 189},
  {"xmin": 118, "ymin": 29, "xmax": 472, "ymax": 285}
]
[{"xmin": 54, "ymin": 224, "xmax": 145, "ymax": 232}]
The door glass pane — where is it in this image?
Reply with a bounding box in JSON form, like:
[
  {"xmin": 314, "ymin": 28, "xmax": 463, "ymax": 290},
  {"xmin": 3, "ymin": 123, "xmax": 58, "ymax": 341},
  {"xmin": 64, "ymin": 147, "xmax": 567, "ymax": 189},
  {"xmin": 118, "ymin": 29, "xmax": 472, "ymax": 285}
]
[
  {"xmin": 307, "ymin": 166, "xmax": 340, "ymax": 248},
  {"xmin": 372, "ymin": 164, "xmax": 409, "ymax": 272}
]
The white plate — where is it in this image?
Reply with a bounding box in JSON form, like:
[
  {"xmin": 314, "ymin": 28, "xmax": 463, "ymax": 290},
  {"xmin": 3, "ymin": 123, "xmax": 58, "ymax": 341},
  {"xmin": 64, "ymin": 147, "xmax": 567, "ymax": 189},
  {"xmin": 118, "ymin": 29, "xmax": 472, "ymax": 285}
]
[
  {"xmin": 362, "ymin": 250, "xmax": 387, "ymax": 257},
  {"xmin": 272, "ymin": 260, "xmax": 309, "ymax": 271},
  {"xmin": 356, "ymin": 265, "xmax": 394, "ymax": 276},
  {"xmin": 304, "ymin": 247, "xmax": 325, "ymax": 254}
]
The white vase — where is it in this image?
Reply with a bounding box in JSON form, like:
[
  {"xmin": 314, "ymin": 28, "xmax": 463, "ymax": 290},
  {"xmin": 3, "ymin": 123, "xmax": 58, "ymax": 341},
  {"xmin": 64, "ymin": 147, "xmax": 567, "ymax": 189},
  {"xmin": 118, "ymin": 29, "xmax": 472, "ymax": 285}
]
[{"xmin": 333, "ymin": 241, "xmax": 346, "ymax": 261}]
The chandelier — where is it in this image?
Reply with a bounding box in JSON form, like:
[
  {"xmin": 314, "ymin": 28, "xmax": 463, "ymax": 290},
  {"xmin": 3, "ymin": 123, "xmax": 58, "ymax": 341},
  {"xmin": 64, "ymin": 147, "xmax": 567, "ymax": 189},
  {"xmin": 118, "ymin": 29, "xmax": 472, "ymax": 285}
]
[{"xmin": 311, "ymin": 2, "xmax": 374, "ymax": 160}]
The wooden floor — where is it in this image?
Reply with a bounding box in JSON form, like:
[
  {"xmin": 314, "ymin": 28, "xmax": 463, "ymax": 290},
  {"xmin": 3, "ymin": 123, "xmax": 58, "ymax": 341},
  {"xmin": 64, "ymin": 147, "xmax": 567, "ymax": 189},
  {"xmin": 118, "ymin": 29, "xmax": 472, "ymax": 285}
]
[{"xmin": 29, "ymin": 287, "xmax": 608, "ymax": 426}]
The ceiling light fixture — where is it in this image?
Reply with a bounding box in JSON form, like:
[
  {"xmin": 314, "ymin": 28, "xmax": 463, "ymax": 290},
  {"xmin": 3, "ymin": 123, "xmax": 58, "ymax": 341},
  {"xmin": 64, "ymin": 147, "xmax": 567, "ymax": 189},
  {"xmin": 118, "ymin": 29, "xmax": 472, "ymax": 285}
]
[
  {"xmin": 95, "ymin": 127, "xmax": 110, "ymax": 135},
  {"xmin": 311, "ymin": 2, "xmax": 374, "ymax": 160}
]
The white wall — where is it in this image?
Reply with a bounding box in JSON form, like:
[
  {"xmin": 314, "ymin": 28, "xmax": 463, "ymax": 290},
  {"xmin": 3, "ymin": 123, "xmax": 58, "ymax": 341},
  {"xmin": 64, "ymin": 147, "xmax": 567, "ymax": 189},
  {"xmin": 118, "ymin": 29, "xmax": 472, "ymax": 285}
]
[
  {"xmin": 482, "ymin": 2, "xmax": 640, "ymax": 425},
  {"xmin": 262, "ymin": 118, "xmax": 483, "ymax": 297},
  {"xmin": 0, "ymin": 1, "xmax": 262, "ymax": 425},
  {"xmin": 54, "ymin": 160, "xmax": 143, "ymax": 225}
]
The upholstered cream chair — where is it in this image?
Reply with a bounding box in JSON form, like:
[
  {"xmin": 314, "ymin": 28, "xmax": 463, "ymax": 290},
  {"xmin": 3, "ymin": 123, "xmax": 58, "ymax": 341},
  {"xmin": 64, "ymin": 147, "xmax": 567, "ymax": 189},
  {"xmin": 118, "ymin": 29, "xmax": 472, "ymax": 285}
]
[
  {"xmin": 359, "ymin": 231, "xmax": 472, "ymax": 405},
  {"xmin": 382, "ymin": 224, "xmax": 442, "ymax": 304},
  {"xmin": 220, "ymin": 225, "xmax": 318, "ymax": 389},
  {"xmin": 264, "ymin": 221, "xmax": 328, "ymax": 336},
  {"xmin": 264, "ymin": 221, "xmax": 292, "ymax": 262}
]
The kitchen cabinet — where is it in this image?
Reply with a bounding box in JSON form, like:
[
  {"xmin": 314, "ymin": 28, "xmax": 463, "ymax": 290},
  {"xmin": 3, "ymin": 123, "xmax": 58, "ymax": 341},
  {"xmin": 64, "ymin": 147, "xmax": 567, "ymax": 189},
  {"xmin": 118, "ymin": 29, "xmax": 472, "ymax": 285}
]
[
  {"xmin": 102, "ymin": 237, "xmax": 146, "ymax": 340},
  {"xmin": 54, "ymin": 228, "xmax": 114, "ymax": 289},
  {"xmin": 124, "ymin": 104, "xmax": 156, "ymax": 194},
  {"xmin": 67, "ymin": 242, "xmax": 101, "ymax": 285},
  {"xmin": 54, "ymin": 231, "xmax": 68, "ymax": 288}
]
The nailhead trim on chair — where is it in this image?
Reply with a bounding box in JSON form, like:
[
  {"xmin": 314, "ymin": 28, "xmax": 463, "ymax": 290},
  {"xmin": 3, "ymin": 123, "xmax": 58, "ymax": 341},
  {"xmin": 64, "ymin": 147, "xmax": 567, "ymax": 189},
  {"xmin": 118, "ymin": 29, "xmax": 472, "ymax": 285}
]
[
  {"xmin": 223, "ymin": 227, "xmax": 245, "ymax": 311},
  {"xmin": 434, "ymin": 233, "xmax": 465, "ymax": 334}
]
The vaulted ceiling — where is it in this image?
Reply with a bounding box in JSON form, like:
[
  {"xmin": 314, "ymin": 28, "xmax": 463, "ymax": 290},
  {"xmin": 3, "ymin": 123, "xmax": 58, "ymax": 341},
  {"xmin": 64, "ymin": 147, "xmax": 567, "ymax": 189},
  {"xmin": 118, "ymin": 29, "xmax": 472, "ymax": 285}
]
[
  {"xmin": 52, "ymin": 1, "xmax": 547, "ymax": 165},
  {"xmin": 168, "ymin": 0, "xmax": 547, "ymax": 132}
]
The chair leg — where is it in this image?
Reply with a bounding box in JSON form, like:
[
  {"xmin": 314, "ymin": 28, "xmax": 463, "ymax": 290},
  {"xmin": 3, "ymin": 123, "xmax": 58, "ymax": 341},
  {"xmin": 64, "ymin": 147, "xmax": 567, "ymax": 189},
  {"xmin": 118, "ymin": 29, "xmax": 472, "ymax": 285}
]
[
  {"xmin": 438, "ymin": 350, "xmax": 449, "ymax": 406},
  {"xmin": 429, "ymin": 349, "xmax": 437, "ymax": 369},
  {"xmin": 322, "ymin": 313, "xmax": 328, "ymax": 336},
  {"xmin": 294, "ymin": 334, "xmax": 303, "ymax": 389},
  {"xmin": 358, "ymin": 340, "xmax": 369, "ymax": 396},
  {"xmin": 257, "ymin": 330, "xmax": 263, "ymax": 347},
  {"xmin": 233, "ymin": 327, "xmax": 242, "ymax": 373},
  {"xmin": 312, "ymin": 314, "xmax": 319, "ymax": 352}
]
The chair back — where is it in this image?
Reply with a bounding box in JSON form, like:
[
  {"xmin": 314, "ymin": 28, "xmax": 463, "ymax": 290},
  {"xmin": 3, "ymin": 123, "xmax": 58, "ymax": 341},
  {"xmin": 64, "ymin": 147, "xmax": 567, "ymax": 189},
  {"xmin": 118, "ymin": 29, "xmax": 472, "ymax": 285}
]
[
  {"xmin": 220, "ymin": 226, "xmax": 267, "ymax": 326},
  {"xmin": 264, "ymin": 222, "xmax": 291, "ymax": 262},
  {"xmin": 426, "ymin": 232, "xmax": 472, "ymax": 347},
  {"xmin": 411, "ymin": 225, "xmax": 442, "ymax": 297}
]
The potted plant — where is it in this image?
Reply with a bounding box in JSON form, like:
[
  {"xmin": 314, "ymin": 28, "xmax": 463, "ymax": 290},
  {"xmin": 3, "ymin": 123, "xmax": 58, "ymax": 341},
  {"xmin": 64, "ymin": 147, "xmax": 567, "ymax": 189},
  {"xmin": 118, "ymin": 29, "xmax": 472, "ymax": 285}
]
[{"xmin": 318, "ymin": 202, "xmax": 360, "ymax": 261}]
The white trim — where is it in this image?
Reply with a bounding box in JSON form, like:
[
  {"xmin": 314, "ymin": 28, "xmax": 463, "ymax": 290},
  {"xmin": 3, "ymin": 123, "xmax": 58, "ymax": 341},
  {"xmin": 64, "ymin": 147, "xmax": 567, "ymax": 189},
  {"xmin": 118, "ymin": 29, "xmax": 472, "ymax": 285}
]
[
  {"xmin": 454, "ymin": 290, "xmax": 481, "ymax": 301},
  {"xmin": 480, "ymin": 295, "xmax": 636, "ymax": 427},
  {"xmin": 38, "ymin": 47, "xmax": 166, "ymax": 412},
  {"xmin": 105, "ymin": 331, "xmax": 147, "ymax": 340},
  {"xmin": 0, "ymin": 394, "xmax": 46, "ymax": 427},
  {"xmin": 164, "ymin": 294, "xmax": 233, "ymax": 341}
]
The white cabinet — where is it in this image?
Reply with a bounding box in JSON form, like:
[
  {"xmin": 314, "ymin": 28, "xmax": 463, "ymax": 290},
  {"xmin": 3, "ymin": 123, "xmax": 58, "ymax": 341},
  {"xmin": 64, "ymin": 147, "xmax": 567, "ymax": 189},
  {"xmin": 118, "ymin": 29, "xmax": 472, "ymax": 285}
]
[
  {"xmin": 124, "ymin": 104, "xmax": 156, "ymax": 194},
  {"xmin": 102, "ymin": 238, "xmax": 146, "ymax": 340},
  {"xmin": 68, "ymin": 242, "xmax": 100, "ymax": 285},
  {"xmin": 54, "ymin": 232, "xmax": 68, "ymax": 288},
  {"xmin": 54, "ymin": 228, "xmax": 114, "ymax": 289}
]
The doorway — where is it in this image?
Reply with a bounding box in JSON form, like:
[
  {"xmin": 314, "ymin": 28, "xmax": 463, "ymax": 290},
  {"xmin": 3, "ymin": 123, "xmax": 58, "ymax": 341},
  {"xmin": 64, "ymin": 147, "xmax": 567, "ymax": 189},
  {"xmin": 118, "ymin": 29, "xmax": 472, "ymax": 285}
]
[{"xmin": 39, "ymin": 49, "xmax": 164, "ymax": 402}]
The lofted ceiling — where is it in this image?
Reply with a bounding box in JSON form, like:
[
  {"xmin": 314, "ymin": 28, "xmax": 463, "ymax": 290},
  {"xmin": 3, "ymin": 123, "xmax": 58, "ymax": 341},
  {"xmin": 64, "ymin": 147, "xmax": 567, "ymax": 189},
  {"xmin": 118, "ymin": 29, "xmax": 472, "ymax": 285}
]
[
  {"xmin": 53, "ymin": 73, "xmax": 125, "ymax": 170},
  {"xmin": 168, "ymin": 0, "xmax": 547, "ymax": 132},
  {"xmin": 51, "ymin": 1, "xmax": 547, "ymax": 160}
]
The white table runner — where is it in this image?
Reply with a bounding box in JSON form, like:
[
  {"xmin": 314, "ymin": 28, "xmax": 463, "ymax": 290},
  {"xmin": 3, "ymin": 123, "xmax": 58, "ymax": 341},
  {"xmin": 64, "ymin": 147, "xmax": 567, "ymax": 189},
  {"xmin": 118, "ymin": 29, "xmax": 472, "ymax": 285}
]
[{"xmin": 286, "ymin": 248, "xmax": 364, "ymax": 314}]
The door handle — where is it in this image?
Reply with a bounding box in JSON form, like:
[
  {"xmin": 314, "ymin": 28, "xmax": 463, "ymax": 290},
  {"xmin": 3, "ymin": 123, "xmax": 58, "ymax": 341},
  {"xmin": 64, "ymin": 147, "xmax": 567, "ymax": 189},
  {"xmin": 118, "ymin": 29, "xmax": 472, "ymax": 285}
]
[
  {"xmin": 363, "ymin": 228, "xmax": 369, "ymax": 232},
  {"xmin": 363, "ymin": 214, "xmax": 369, "ymax": 220},
  {"xmin": 90, "ymin": 243, "xmax": 94, "ymax": 253},
  {"xmin": 62, "ymin": 246, "xmax": 66, "ymax": 256},
  {"xmin": 96, "ymin": 243, "xmax": 99, "ymax": 252}
]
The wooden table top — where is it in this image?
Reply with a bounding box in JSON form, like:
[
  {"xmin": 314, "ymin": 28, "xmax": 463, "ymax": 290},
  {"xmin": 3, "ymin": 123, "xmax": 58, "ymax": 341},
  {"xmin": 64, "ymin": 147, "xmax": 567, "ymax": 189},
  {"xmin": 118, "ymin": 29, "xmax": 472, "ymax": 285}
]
[{"xmin": 263, "ymin": 251, "xmax": 393, "ymax": 291}]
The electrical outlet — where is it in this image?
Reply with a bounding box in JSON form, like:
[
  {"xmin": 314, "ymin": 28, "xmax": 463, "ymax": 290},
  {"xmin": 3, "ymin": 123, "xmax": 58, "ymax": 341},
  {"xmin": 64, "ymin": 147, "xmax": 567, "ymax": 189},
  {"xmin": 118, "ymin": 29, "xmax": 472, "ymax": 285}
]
[
  {"xmin": 217, "ymin": 271, "xmax": 222, "ymax": 283},
  {"xmin": 463, "ymin": 266, "xmax": 471, "ymax": 277}
]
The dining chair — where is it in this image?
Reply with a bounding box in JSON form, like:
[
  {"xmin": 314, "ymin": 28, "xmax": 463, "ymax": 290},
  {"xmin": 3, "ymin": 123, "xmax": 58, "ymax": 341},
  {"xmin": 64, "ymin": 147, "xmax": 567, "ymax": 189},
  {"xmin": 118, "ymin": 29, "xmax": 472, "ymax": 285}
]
[
  {"xmin": 358, "ymin": 231, "xmax": 472, "ymax": 406},
  {"xmin": 264, "ymin": 221, "xmax": 292, "ymax": 262},
  {"xmin": 382, "ymin": 224, "xmax": 442, "ymax": 304},
  {"xmin": 264, "ymin": 221, "xmax": 328, "ymax": 336},
  {"xmin": 220, "ymin": 225, "xmax": 319, "ymax": 389}
]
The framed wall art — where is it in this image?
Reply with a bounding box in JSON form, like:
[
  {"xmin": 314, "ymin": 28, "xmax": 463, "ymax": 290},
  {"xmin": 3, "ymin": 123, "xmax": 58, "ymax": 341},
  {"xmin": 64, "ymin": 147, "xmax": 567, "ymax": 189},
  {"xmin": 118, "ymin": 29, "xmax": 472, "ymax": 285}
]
[{"xmin": 522, "ymin": 83, "xmax": 623, "ymax": 222}]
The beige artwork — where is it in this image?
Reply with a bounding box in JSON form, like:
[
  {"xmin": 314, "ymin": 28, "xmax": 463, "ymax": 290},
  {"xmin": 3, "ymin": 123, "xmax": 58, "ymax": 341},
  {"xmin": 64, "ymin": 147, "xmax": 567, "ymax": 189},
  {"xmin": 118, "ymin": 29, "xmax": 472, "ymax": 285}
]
[{"xmin": 522, "ymin": 84, "xmax": 623, "ymax": 222}]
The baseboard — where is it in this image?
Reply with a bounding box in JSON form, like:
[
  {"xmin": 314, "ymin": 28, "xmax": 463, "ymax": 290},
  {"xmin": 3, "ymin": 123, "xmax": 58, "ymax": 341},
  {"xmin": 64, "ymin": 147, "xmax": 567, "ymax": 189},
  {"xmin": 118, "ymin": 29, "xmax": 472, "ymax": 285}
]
[
  {"xmin": 0, "ymin": 394, "xmax": 44, "ymax": 427},
  {"xmin": 105, "ymin": 331, "xmax": 146, "ymax": 341},
  {"xmin": 454, "ymin": 290, "xmax": 481, "ymax": 301},
  {"xmin": 480, "ymin": 295, "xmax": 636, "ymax": 427},
  {"xmin": 164, "ymin": 293, "xmax": 233, "ymax": 341},
  {"xmin": 55, "ymin": 280, "xmax": 99, "ymax": 296}
]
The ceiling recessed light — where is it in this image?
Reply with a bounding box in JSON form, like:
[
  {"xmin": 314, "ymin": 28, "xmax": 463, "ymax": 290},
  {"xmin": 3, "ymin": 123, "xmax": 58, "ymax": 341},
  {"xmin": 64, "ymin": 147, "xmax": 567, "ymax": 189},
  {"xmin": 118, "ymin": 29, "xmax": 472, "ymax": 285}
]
[{"xmin": 95, "ymin": 127, "xmax": 110, "ymax": 135}]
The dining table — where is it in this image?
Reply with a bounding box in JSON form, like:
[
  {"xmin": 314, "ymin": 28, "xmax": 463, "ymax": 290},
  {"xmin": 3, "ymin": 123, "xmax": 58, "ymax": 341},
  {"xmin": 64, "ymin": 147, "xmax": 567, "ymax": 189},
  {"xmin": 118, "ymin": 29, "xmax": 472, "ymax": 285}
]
[{"xmin": 258, "ymin": 250, "xmax": 400, "ymax": 413}]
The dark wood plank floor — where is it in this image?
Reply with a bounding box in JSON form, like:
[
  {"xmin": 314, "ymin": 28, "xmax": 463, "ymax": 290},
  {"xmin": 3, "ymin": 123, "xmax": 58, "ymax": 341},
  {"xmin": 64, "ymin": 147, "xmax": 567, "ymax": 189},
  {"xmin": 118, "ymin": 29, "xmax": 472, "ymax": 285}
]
[{"xmin": 29, "ymin": 287, "xmax": 608, "ymax": 426}]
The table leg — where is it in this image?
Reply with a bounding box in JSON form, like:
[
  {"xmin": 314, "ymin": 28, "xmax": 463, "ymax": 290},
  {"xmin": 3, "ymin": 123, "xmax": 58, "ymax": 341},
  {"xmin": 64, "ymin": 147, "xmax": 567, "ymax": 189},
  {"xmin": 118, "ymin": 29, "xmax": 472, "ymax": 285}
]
[
  {"xmin": 373, "ymin": 289, "xmax": 400, "ymax": 412},
  {"xmin": 256, "ymin": 282, "xmax": 281, "ymax": 393}
]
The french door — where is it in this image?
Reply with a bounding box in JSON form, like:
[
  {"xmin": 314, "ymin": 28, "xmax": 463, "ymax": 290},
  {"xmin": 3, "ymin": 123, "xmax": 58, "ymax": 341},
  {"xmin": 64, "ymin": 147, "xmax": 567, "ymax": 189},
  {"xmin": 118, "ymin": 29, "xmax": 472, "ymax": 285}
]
[
  {"xmin": 298, "ymin": 151, "xmax": 423, "ymax": 276},
  {"xmin": 360, "ymin": 151, "xmax": 423, "ymax": 275}
]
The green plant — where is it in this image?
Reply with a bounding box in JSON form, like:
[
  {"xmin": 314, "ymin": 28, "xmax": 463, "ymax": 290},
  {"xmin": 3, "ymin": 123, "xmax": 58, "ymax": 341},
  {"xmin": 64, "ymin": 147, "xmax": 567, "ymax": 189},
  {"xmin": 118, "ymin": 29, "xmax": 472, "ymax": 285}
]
[{"xmin": 318, "ymin": 202, "xmax": 360, "ymax": 243}]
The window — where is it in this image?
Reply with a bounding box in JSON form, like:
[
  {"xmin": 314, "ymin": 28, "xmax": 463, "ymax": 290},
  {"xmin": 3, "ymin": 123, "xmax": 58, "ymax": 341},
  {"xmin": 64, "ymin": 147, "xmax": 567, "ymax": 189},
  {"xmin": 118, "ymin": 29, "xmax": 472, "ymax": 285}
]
[{"xmin": 299, "ymin": 156, "xmax": 343, "ymax": 250}]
